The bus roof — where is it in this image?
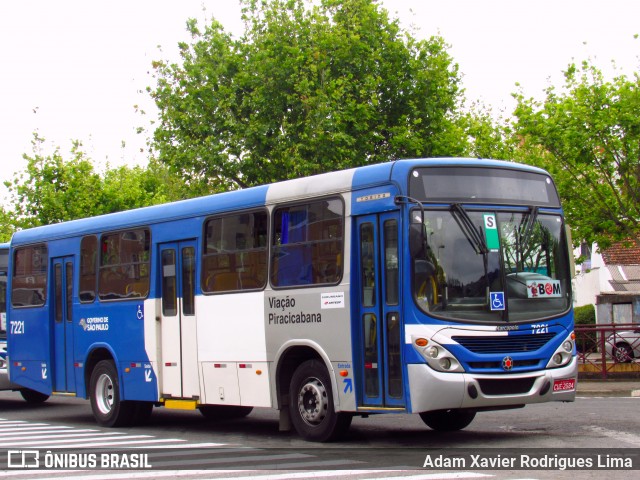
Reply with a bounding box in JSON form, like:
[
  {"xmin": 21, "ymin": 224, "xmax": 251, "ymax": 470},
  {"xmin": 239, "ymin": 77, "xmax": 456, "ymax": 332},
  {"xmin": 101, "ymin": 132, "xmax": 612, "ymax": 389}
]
[{"xmin": 10, "ymin": 158, "xmax": 548, "ymax": 246}]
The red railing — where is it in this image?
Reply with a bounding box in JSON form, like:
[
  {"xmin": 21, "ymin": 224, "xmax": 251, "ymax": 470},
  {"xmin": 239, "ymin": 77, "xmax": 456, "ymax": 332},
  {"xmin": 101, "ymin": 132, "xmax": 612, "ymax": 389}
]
[{"xmin": 575, "ymin": 323, "xmax": 640, "ymax": 379}]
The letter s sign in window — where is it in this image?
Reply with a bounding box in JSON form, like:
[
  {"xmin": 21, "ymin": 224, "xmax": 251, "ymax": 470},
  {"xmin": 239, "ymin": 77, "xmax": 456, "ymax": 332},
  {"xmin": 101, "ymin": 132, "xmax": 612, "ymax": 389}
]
[{"xmin": 483, "ymin": 214, "xmax": 500, "ymax": 251}]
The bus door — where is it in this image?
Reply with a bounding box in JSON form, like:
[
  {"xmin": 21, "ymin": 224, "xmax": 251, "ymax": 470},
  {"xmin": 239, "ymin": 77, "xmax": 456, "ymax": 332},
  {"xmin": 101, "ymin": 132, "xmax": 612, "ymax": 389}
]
[
  {"xmin": 356, "ymin": 213, "xmax": 404, "ymax": 408},
  {"xmin": 158, "ymin": 240, "xmax": 199, "ymax": 399},
  {"xmin": 52, "ymin": 256, "xmax": 75, "ymax": 393}
]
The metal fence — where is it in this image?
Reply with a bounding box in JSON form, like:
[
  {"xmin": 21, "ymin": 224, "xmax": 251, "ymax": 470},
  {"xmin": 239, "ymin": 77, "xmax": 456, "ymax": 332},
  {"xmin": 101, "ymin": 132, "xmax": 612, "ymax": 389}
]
[{"xmin": 575, "ymin": 323, "xmax": 640, "ymax": 379}]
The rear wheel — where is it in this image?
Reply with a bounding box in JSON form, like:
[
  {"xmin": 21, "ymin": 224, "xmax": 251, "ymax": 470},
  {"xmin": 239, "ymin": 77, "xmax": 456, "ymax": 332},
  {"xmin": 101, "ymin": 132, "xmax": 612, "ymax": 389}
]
[
  {"xmin": 419, "ymin": 409, "xmax": 476, "ymax": 431},
  {"xmin": 289, "ymin": 359, "xmax": 352, "ymax": 442},
  {"xmin": 20, "ymin": 388, "xmax": 49, "ymax": 404},
  {"xmin": 89, "ymin": 360, "xmax": 135, "ymax": 427}
]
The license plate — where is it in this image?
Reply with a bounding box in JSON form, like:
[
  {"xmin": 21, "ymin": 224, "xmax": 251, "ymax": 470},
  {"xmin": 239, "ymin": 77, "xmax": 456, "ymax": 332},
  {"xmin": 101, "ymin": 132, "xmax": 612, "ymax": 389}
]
[{"xmin": 553, "ymin": 378, "xmax": 575, "ymax": 392}]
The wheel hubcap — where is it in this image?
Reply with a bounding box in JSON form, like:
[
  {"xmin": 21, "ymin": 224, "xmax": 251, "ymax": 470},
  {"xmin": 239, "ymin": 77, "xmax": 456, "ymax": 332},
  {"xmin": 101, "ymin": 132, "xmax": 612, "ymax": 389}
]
[
  {"xmin": 297, "ymin": 376, "xmax": 328, "ymax": 426},
  {"xmin": 616, "ymin": 347, "xmax": 631, "ymax": 362},
  {"xmin": 95, "ymin": 373, "xmax": 114, "ymax": 415}
]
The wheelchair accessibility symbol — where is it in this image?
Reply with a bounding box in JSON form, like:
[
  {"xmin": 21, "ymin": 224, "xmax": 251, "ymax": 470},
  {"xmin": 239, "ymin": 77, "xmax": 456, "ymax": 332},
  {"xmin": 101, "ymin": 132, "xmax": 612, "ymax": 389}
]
[{"xmin": 490, "ymin": 292, "xmax": 505, "ymax": 311}]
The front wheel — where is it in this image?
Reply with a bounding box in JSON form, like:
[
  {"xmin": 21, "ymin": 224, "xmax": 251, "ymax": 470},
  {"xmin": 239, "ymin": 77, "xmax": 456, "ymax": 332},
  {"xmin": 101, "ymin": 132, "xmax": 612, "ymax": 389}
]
[
  {"xmin": 89, "ymin": 360, "xmax": 135, "ymax": 427},
  {"xmin": 419, "ymin": 409, "xmax": 476, "ymax": 431},
  {"xmin": 289, "ymin": 359, "xmax": 352, "ymax": 442}
]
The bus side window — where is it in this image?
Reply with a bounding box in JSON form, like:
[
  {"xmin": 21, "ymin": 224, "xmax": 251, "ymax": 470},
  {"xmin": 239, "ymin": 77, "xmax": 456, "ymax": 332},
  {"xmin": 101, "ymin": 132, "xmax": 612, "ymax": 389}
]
[
  {"xmin": 80, "ymin": 236, "xmax": 97, "ymax": 302},
  {"xmin": 271, "ymin": 198, "xmax": 343, "ymax": 288},
  {"xmin": 98, "ymin": 229, "xmax": 150, "ymax": 301},
  {"xmin": 12, "ymin": 245, "xmax": 48, "ymax": 307},
  {"xmin": 202, "ymin": 210, "xmax": 268, "ymax": 294}
]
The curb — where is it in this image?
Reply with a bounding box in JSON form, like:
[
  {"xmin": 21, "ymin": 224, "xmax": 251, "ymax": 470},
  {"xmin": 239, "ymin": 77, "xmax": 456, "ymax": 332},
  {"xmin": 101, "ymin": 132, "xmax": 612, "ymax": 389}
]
[
  {"xmin": 578, "ymin": 390, "xmax": 632, "ymax": 397},
  {"xmin": 577, "ymin": 389, "xmax": 640, "ymax": 397}
]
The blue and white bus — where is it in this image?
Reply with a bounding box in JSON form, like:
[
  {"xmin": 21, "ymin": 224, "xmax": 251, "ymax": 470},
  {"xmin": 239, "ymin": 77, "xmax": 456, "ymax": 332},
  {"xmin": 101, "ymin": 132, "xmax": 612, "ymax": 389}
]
[{"xmin": 7, "ymin": 158, "xmax": 576, "ymax": 441}]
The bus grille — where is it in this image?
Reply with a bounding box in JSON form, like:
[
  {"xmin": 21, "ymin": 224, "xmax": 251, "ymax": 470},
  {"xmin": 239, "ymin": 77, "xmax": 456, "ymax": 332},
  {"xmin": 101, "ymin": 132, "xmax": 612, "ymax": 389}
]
[
  {"xmin": 478, "ymin": 377, "xmax": 536, "ymax": 395},
  {"xmin": 452, "ymin": 333, "xmax": 556, "ymax": 354}
]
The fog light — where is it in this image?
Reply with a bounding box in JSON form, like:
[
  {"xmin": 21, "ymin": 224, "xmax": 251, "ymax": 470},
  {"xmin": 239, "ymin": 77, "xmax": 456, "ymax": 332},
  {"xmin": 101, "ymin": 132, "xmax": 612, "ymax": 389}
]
[
  {"xmin": 563, "ymin": 340, "xmax": 573, "ymax": 352},
  {"xmin": 427, "ymin": 346, "xmax": 439, "ymax": 358},
  {"xmin": 553, "ymin": 353, "xmax": 563, "ymax": 365},
  {"xmin": 439, "ymin": 358, "xmax": 452, "ymax": 370}
]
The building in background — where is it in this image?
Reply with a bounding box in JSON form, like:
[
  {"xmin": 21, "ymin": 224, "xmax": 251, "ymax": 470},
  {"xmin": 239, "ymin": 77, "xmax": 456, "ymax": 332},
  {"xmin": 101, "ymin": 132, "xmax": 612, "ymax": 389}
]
[{"xmin": 574, "ymin": 239, "xmax": 640, "ymax": 324}]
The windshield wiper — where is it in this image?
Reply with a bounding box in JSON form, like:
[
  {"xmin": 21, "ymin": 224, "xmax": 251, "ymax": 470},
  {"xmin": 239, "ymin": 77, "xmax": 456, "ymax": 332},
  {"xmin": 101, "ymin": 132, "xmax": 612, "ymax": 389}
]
[
  {"xmin": 520, "ymin": 206, "xmax": 539, "ymax": 250},
  {"xmin": 451, "ymin": 204, "xmax": 489, "ymax": 255}
]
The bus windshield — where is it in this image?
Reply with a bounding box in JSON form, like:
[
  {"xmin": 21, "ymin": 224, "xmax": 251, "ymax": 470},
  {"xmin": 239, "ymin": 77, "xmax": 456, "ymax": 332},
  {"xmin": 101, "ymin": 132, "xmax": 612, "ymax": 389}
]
[{"xmin": 413, "ymin": 208, "xmax": 571, "ymax": 323}]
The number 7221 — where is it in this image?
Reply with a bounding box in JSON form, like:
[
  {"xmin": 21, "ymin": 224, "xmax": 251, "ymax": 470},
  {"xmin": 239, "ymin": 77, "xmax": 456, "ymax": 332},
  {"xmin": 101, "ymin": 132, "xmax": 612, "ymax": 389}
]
[{"xmin": 10, "ymin": 320, "xmax": 24, "ymax": 335}]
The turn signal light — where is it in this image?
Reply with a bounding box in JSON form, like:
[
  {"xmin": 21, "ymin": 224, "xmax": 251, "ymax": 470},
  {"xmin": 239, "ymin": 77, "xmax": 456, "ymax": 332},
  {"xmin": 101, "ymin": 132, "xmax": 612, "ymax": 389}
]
[{"xmin": 415, "ymin": 338, "xmax": 428, "ymax": 347}]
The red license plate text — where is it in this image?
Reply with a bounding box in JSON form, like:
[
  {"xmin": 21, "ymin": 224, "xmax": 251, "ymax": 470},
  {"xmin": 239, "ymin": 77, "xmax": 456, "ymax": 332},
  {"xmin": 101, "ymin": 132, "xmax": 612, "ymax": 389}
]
[{"xmin": 553, "ymin": 378, "xmax": 575, "ymax": 392}]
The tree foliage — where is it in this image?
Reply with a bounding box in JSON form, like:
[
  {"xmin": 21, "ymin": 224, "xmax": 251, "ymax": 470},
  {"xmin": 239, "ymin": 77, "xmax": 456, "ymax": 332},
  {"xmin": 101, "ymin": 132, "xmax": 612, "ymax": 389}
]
[
  {"xmin": 2, "ymin": 134, "xmax": 187, "ymax": 235},
  {"xmin": 5, "ymin": 134, "xmax": 103, "ymax": 230},
  {"xmin": 150, "ymin": 0, "xmax": 467, "ymax": 191},
  {"xmin": 513, "ymin": 60, "xmax": 640, "ymax": 248}
]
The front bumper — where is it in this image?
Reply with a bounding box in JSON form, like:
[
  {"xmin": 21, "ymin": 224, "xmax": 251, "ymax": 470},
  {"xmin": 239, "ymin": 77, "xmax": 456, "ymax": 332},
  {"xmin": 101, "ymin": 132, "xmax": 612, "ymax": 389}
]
[{"xmin": 408, "ymin": 356, "xmax": 577, "ymax": 413}]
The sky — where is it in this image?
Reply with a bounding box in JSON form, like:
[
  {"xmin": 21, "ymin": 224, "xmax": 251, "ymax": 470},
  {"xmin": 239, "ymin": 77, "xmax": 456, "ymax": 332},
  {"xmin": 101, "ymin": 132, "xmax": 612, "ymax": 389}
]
[{"xmin": 0, "ymin": 0, "xmax": 638, "ymax": 195}]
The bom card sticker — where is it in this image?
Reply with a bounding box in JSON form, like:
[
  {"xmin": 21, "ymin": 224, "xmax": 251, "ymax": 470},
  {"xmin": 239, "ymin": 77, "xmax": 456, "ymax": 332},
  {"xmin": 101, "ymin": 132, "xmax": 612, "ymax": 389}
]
[{"xmin": 526, "ymin": 279, "xmax": 562, "ymax": 298}]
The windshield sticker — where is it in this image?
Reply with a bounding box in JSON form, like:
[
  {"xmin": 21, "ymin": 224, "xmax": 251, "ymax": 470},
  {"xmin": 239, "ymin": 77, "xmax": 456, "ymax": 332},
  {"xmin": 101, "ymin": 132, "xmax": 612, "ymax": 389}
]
[
  {"xmin": 490, "ymin": 292, "xmax": 505, "ymax": 311},
  {"xmin": 483, "ymin": 214, "xmax": 500, "ymax": 251},
  {"xmin": 527, "ymin": 280, "xmax": 562, "ymax": 298}
]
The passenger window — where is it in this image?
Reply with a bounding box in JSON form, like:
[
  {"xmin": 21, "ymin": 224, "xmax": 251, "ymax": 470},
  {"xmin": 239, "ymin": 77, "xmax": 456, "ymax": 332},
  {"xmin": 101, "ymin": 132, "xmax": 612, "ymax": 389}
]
[
  {"xmin": 80, "ymin": 236, "xmax": 97, "ymax": 302},
  {"xmin": 12, "ymin": 245, "xmax": 48, "ymax": 307},
  {"xmin": 98, "ymin": 229, "xmax": 150, "ymax": 301},
  {"xmin": 271, "ymin": 198, "xmax": 343, "ymax": 287},
  {"xmin": 202, "ymin": 210, "xmax": 268, "ymax": 293}
]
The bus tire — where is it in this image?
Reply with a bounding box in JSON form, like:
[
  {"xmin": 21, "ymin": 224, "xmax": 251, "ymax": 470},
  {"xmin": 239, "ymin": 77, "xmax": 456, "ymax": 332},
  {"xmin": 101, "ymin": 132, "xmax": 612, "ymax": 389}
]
[
  {"xmin": 289, "ymin": 359, "xmax": 352, "ymax": 442},
  {"xmin": 20, "ymin": 388, "xmax": 49, "ymax": 404},
  {"xmin": 419, "ymin": 409, "xmax": 476, "ymax": 431},
  {"xmin": 199, "ymin": 405, "xmax": 253, "ymax": 420},
  {"xmin": 89, "ymin": 360, "xmax": 135, "ymax": 427}
]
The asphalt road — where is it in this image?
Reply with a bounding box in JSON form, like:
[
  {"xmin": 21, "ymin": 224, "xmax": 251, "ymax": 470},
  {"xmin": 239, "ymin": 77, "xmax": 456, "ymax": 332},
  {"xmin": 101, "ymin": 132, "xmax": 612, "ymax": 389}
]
[{"xmin": 0, "ymin": 390, "xmax": 638, "ymax": 479}]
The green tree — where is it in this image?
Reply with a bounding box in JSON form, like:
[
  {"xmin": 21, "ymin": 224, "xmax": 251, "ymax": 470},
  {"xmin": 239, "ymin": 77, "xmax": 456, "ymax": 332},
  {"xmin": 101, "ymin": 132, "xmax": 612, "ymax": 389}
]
[
  {"xmin": 101, "ymin": 159, "xmax": 191, "ymax": 213},
  {"xmin": 5, "ymin": 134, "xmax": 103, "ymax": 229},
  {"xmin": 513, "ymin": 60, "xmax": 640, "ymax": 248},
  {"xmin": 3, "ymin": 134, "xmax": 188, "ymax": 230},
  {"xmin": 150, "ymin": 0, "xmax": 467, "ymax": 191},
  {"xmin": 0, "ymin": 207, "xmax": 15, "ymax": 242},
  {"xmin": 462, "ymin": 104, "xmax": 515, "ymax": 161}
]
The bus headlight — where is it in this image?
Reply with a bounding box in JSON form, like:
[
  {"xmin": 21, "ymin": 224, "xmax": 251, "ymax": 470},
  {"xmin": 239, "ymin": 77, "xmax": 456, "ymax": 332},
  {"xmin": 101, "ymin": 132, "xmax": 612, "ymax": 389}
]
[
  {"xmin": 439, "ymin": 357, "xmax": 452, "ymax": 370},
  {"xmin": 546, "ymin": 332, "xmax": 575, "ymax": 368},
  {"xmin": 413, "ymin": 337, "xmax": 464, "ymax": 373}
]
